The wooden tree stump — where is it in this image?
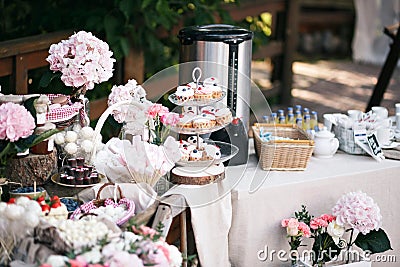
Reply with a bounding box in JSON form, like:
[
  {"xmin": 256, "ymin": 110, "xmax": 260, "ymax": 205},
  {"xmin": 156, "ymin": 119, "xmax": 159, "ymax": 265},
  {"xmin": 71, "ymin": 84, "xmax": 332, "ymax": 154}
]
[{"xmin": 7, "ymin": 150, "xmax": 58, "ymax": 186}]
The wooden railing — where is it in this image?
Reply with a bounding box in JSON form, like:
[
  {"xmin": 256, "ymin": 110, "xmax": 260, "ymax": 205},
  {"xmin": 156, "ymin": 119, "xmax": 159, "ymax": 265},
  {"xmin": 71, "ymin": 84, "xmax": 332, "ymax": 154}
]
[{"xmin": 0, "ymin": 0, "xmax": 300, "ymax": 120}]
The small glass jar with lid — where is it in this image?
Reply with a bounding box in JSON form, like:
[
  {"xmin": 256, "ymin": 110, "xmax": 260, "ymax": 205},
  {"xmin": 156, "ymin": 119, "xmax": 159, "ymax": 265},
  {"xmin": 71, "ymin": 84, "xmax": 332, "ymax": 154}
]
[{"xmin": 31, "ymin": 123, "xmax": 56, "ymax": 155}]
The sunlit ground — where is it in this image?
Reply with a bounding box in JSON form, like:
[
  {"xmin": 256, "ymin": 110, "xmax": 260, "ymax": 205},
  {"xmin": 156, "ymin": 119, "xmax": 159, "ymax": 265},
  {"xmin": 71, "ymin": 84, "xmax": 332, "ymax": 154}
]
[{"xmin": 252, "ymin": 60, "xmax": 400, "ymax": 117}]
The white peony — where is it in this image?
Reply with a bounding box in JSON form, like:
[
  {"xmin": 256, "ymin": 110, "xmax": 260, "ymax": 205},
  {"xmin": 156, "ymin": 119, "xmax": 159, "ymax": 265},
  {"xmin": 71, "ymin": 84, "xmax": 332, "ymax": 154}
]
[
  {"xmin": 64, "ymin": 142, "xmax": 78, "ymax": 154},
  {"xmin": 65, "ymin": 131, "xmax": 78, "ymax": 143},
  {"xmin": 79, "ymin": 247, "xmax": 103, "ymax": 263},
  {"xmin": 168, "ymin": 244, "xmax": 183, "ymax": 267},
  {"xmin": 327, "ymin": 220, "xmax": 345, "ymax": 245}
]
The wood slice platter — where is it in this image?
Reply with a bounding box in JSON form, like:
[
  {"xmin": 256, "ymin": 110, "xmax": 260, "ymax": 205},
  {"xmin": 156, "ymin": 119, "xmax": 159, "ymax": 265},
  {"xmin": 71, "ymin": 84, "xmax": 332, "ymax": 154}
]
[
  {"xmin": 7, "ymin": 150, "xmax": 58, "ymax": 186},
  {"xmin": 170, "ymin": 163, "xmax": 225, "ymax": 185}
]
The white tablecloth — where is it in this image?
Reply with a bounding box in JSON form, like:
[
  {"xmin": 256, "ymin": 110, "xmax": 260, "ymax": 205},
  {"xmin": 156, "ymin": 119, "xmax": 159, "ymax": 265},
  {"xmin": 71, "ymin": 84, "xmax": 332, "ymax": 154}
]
[{"xmin": 167, "ymin": 143, "xmax": 400, "ymax": 267}]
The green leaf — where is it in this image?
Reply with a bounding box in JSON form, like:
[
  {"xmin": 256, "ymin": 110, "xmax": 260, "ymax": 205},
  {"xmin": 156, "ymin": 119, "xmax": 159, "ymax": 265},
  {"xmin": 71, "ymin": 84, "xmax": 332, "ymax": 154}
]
[
  {"xmin": 312, "ymin": 233, "xmax": 342, "ymax": 264},
  {"xmin": 141, "ymin": 0, "xmax": 153, "ymax": 9},
  {"xmin": 118, "ymin": 0, "xmax": 132, "ymax": 19},
  {"xmin": 39, "ymin": 72, "xmax": 61, "ymax": 88},
  {"xmin": 354, "ymin": 228, "xmax": 392, "ymax": 254},
  {"xmin": 119, "ymin": 37, "xmax": 130, "ymax": 57},
  {"xmin": 30, "ymin": 129, "xmax": 60, "ymax": 147}
]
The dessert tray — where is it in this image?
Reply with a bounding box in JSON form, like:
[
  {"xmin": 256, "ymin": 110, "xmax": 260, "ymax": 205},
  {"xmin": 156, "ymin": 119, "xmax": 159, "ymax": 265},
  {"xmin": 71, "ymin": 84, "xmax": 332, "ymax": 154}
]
[
  {"xmin": 51, "ymin": 173, "xmax": 107, "ymax": 188},
  {"xmin": 176, "ymin": 140, "xmax": 239, "ymax": 167},
  {"xmin": 168, "ymin": 91, "xmax": 226, "ymax": 106},
  {"xmin": 170, "ymin": 120, "xmax": 230, "ymax": 135}
]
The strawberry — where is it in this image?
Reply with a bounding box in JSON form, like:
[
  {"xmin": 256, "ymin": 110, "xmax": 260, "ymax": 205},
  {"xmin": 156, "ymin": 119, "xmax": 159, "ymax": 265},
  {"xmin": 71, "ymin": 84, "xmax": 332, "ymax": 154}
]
[
  {"xmin": 7, "ymin": 198, "xmax": 16, "ymax": 204},
  {"xmin": 37, "ymin": 196, "xmax": 45, "ymax": 202},
  {"xmin": 51, "ymin": 196, "xmax": 60, "ymax": 202},
  {"xmin": 41, "ymin": 204, "xmax": 50, "ymax": 213}
]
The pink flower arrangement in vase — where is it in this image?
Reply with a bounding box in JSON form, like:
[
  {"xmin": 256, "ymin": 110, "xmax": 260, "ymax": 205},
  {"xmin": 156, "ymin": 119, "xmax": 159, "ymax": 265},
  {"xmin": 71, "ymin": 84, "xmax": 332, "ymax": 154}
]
[
  {"xmin": 146, "ymin": 103, "xmax": 179, "ymax": 145},
  {"xmin": 46, "ymin": 31, "xmax": 115, "ymax": 98},
  {"xmin": 281, "ymin": 215, "xmax": 311, "ymax": 266}
]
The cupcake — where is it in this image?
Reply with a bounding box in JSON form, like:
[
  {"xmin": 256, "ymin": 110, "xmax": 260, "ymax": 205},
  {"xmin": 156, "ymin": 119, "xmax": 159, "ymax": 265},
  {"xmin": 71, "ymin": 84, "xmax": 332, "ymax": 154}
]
[
  {"xmin": 175, "ymin": 85, "xmax": 194, "ymax": 103},
  {"xmin": 192, "ymin": 113, "xmax": 216, "ymax": 129},
  {"xmin": 177, "ymin": 113, "xmax": 194, "ymax": 129},
  {"xmin": 205, "ymin": 145, "xmax": 222, "ymax": 160},
  {"xmin": 194, "ymin": 85, "xmax": 213, "ymax": 101},
  {"xmin": 182, "ymin": 106, "xmax": 197, "ymax": 115},
  {"xmin": 200, "ymin": 106, "xmax": 217, "ymax": 115},
  {"xmin": 189, "ymin": 149, "xmax": 203, "ymax": 161},
  {"xmin": 204, "ymin": 77, "xmax": 223, "ymax": 98},
  {"xmin": 187, "ymin": 136, "xmax": 206, "ymax": 149},
  {"xmin": 215, "ymin": 108, "xmax": 232, "ymax": 125}
]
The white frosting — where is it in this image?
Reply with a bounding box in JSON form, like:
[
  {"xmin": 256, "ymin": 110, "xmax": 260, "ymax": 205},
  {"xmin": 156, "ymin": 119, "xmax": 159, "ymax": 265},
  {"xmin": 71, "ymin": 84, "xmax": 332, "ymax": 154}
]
[
  {"xmin": 195, "ymin": 85, "xmax": 213, "ymax": 95},
  {"xmin": 183, "ymin": 106, "xmax": 196, "ymax": 114},
  {"xmin": 187, "ymin": 136, "xmax": 203, "ymax": 145},
  {"xmin": 197, "ymin": 113, "xmax": 216, "ymax": 121},
  {"xmin": 215, "ymin": 108, "xmax": 231, "ymax": 117},
  {"xmin": 176, "ymin": 86, "xmax": 194, "ymax": 98},
  {"xmin": 190, "ymin": 149, "xmax": 203, "ymax": 160},
  {"xmin": 179, "ymin": 144, "xmax": 196, "ymax": 154},
  {"xmin": 203, "ymin": 77, "xmax": 219, "ymax": 86},
  {"xmin": 200, "ymin": 106, "xmax": 216, "ymax": 115},
  {"xmin": 205, "ymin": 145, "xmax": 221, "ymax": 159}
]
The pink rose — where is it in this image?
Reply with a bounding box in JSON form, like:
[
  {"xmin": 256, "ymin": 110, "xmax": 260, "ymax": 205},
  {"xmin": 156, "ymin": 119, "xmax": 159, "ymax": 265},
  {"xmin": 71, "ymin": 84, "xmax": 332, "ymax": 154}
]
[
  {"xmin": 69, "ymin": 257, "xmax": 87, "ymax": 267},
  {"xmin": 132, "ymin": 225, "xmax": 158, "ymax": 239},
  {"xmin": 0, "ymin": 103, "xmax": 35, "ymax": 142},
  {"xmin": 298, "ymin": 222, "xmax": 311, "ymax": 238},
  {"xmin": 160, "ymin": 112, "xmax": 179, "ymax": 126},
  {"xmin": 310, "ymin": 217, "xmax": 329, "ymax": 230}
]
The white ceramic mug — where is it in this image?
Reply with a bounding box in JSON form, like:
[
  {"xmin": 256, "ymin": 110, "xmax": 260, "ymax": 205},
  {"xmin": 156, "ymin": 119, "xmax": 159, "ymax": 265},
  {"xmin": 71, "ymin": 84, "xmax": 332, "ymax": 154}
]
[
  {"xmin": 372, "ymin": 106, "xmax": 389, "ymax": 121},
  {"xmin": 376, "ymin": 127, "xmax": 395, "ymax": 146},
  {"xmin": 347, "ymin": 110, "xmax": 363, "ymax": 121},
  {"xmin": 395, "ymin": 103, "xmax": 400, "ymax": 114},
  {"xmin": 376, "ymin": 118, "xmax": 393, "ymax": 129}
]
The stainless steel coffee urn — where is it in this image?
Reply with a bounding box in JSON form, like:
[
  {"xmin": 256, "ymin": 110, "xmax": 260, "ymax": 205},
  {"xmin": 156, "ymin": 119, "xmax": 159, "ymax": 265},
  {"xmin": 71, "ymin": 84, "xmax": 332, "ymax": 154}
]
[{"xmin": 178, "ymin": 24, "xmax": 253, "ymax": 165}]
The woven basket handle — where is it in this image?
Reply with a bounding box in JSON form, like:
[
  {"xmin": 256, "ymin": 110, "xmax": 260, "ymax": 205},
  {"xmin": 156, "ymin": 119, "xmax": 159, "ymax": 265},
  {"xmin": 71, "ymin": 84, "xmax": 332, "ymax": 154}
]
[{"xmin": 96, "ymin": 182, "xmax": 124, "ymax": 201}]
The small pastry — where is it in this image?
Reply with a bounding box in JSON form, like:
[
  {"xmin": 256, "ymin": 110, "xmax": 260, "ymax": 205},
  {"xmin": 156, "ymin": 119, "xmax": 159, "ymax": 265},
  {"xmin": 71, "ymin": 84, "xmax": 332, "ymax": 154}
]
[
  {"xmin": 175, "ymin": 86, "xmax": 194, "ymax": 102},
  {"xmin": 189, "ymin": 149, "xmax": 203, "ymax": 161},
  {"xmin": 215, "ymin": 108, "xmax": 232, "ymax": 125},
  {"xmin": 187, "ymin": 136, "xmax": 206, "ymax": 149},
  {"xmin": 177, "ymin": 113, "xmax": 194, "ymax": 129},
  {"xmin": 192, "ymin": 113, "xmax": 216, "ymax": 129},
  {"xmin": 194, "ymin": 85, "xmax": 213, "ymax": 101},
  {"xmin": 182, "ymin": 106, "xmax": 197, "ymax": 115},
  {"xmin": 200, "ymin": 106, "xmax": 217, "ymax": 115},
  {"xmin": 203, "ymin": 77, "xmax": 223, "ymax": 98},
  {"xmin": 51, "ymin": 95, "xmax": 69, "ymax": 106},
  {"xmin": 205, "ymin": 145, "xmax": 222, "ymax": 160}
]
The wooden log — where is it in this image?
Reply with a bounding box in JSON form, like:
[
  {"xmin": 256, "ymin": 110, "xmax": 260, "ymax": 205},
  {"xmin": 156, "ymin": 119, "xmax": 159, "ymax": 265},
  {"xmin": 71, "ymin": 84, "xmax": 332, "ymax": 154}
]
[
  {"xmin": 7, "ymin": 150, "xmax": 57, "ymax": 186},
  {"xmin": 170, "ymin": 164, "xmax": 225, "ymax": 185}
]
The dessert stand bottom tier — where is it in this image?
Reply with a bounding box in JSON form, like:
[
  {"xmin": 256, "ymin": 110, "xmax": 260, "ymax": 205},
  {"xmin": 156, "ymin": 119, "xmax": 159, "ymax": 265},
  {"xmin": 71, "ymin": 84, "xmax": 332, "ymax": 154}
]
[{"xmin": 170, "ymin": 163, "xmax": 225, "ymax": 185}]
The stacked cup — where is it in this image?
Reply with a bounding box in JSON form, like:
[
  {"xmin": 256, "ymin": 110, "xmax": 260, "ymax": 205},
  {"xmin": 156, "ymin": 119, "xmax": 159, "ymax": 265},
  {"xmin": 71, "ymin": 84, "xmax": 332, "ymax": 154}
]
[{"xmin": 372, "ymin": 106, "xmax": 394, "ymax": 146}]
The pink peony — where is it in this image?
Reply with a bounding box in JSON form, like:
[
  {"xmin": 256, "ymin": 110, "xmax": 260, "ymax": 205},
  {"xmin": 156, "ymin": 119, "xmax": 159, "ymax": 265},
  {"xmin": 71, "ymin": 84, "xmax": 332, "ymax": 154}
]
[
  {"xmin": 160, "ymin": 112, "xmax": 179, "ymax": 126},
  {"xmin": 298, "ymin": 222, "xmax": 311, "ymax": 238},
  {"xmin": 106, "ymin": 251, "xmax": 144, "ymax": 267},
  {"xmin": 69, "ymin": 257, "xmax": 87, "ymax": 267},
  {"xmin": 332, "ymin": 191, "xmax": 382, "ymax": 235},
  {"xmin": 310, "ymin": 217, "xmax": 329, "ymax": 230},
  {"xmin": 286, "ymin": 218, "xmax": 300, "ymax": 236},
  {"xmin": 0, "ymin": 102, "xmax": 35, "ymax": 142},
  {"xmin": 47, "ymin": 31, "xmax": 115, "ymax": 90},
  {"xmin": 146, "ymin": 104, "xmax": 169, "ymax": 119}
]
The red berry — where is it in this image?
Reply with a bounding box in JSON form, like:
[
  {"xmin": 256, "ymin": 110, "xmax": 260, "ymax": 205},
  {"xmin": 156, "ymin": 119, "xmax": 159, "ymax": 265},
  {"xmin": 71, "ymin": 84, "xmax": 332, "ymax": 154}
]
[
  {"xmin": 51, "ymin": 202, "xmax": 61, "ymax": 209},
  {"xmin": 232, "ymin": 117, "xmax": 240, "ymax": 125},
  {"xmin": 51, "ymin": 196, "xmax": 60, "ymax": 202},
  {"xmin": 7, "ymin": 198, "xmax": 16, "ymax": 204},
  {"xmin": 41, "ymin": 204, "xmax": 50, "ymax": 213},
  {"xmin": 37, "ymin": 196, "xmax": 45, "ymax": 202}
]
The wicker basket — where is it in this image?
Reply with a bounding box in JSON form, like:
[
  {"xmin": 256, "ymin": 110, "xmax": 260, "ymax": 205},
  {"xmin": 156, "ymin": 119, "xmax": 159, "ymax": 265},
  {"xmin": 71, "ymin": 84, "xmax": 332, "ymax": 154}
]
[
  {"xmin": 252, "ymin": 123, "xmax": 314, "ymax": 171},
  {"xmin": 332, "ymin": 124, "xmax": 367, "ymax": 155}
]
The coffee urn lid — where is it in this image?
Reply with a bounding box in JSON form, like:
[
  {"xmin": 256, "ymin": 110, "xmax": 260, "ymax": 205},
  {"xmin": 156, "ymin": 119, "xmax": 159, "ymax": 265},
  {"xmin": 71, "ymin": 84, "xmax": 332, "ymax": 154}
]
[{"xmin": 178, "ymin": 24, "xmax": 253, "ymax": 44}]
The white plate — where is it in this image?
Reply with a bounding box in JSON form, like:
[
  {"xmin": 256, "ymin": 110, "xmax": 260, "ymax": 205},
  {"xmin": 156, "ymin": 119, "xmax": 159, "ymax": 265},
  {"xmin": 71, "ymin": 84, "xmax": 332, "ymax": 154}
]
[
  {"xmin": 176, "ymin": 140, "xmax": 239, "ymax": 167},
  {"xmin": 51, "ymin": 173, "xmax": 107, "ymax": 188},
  {"xmin": 381, "ymin": 142, "xmax": 400, "ymax": 149}
]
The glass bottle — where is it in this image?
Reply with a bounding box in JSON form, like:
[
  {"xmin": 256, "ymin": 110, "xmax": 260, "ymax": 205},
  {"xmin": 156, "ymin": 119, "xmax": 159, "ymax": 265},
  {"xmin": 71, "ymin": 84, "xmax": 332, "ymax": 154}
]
[
  {"xmin": 278, "ymin": 115, "xmax": 286, "ymax": 124},
  {"xmin": 277, "ymin": 109, "xmax": 285, "ymax": 120},
  {"xmin": 295, "ymin": 105, "xmax": 302, "ymax": 114},
  {"xmin": 296, "ymin": 117, "xmax": 303, "ymax": 129},
  {"xmin": 287, "ymin": 113, "xmax": 295, "ymax": 124},
  {"xmin": 262, "ymin": 115, "xmax": 270, "ymax": 124},
  {"xmin": 303, "ymin": 114, "xmax": 311, "ymax": 131},
  {"xmin": 311, "ymin": 111, "xmax": 319, "ymax": 131},
  {"xmin": 271, "ymin": 113, "xmax": 278, "ymax": 124}
]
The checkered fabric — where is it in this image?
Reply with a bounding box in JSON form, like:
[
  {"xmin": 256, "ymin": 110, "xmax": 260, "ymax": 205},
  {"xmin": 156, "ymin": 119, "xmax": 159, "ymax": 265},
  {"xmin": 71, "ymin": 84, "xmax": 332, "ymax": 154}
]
[{"xmin": 45, "ymin": 94, "xmax": 84, "ymax": 124}]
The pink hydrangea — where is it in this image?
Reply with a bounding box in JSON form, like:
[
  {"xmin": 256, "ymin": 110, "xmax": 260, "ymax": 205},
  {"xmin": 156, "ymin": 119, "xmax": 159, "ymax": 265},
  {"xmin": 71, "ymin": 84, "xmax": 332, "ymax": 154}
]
[
  {"xmin": 108, "ymin": 79, "xmax": 148, "ymax": 123},
  {"xmin": 332, "ymin": 191, "xmax": 382, "ymax": 235},
  {"xmin": 160, "ymin": 112, "xmax": 179, "ymax": 126},
  {"xmin": 47, "ymin": 31, "xmax": 115, "ymax": 90},
  {"xmin": 146, "ymin": 104, "xmax": 169, "ymax": 119},
  {"xmin": 0, "ymin": 102, "xmax": 35, "ymax": 142}
]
